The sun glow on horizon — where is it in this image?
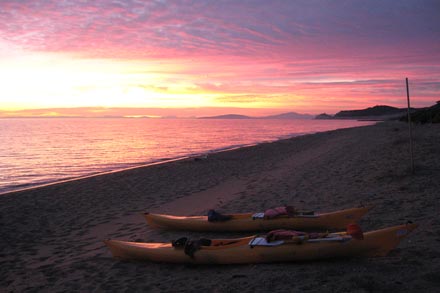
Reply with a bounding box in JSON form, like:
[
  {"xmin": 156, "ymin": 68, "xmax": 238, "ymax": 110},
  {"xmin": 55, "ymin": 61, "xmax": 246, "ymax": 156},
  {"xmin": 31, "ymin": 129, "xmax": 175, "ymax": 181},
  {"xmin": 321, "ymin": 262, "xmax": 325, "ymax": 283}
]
[
  {"xmin": 0, "ymin": 50, "xmax": 304, "ymax": 114},
  {"xmin": 0, "ymin": 52, "xmax": 198, "ymax": 110},
  {"xmin": 1, "ymin": 46, "xmax": 438, "ymax": 117}
]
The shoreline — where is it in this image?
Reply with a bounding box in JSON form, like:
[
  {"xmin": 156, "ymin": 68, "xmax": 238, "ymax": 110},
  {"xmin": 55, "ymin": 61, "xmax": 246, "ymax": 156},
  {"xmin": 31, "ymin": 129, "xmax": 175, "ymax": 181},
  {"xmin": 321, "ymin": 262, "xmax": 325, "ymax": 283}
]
[
  {"xmin": 0, "ymin": 142, "xmax": 258, "ymax": 196},
  {"xmin": 1, "ymin": 121, "xmax": 439, "ymax": 292},
  {"xmin": 0, "ymin": 122, "xmax": 372, "ymax": 196},
  {"xmin": 0, "ymin": 155, "xmax": 193, "ymax": 196}
]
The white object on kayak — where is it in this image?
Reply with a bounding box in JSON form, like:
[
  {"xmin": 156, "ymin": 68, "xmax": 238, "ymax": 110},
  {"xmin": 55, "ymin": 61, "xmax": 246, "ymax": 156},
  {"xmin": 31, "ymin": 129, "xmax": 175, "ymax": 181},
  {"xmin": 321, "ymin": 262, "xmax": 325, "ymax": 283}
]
[
  {"xmin": 251, "ymin": 212, "xmax": 319, "ymax": 219},
  {"xmin": 249, "ymin": 237, "xmax": 284, "ymax": 246},
  {"xmin": 252, "ymin": 212, "xmax": 265, "ymax": 219}
]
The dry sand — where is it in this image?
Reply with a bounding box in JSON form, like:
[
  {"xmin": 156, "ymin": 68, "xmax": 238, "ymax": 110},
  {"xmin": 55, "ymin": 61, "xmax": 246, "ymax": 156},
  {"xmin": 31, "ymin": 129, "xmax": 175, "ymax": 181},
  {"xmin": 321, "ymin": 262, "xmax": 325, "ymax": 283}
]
[{"xmin": 1, "ymin": 121, "xmax": 440, "ymax": 292}]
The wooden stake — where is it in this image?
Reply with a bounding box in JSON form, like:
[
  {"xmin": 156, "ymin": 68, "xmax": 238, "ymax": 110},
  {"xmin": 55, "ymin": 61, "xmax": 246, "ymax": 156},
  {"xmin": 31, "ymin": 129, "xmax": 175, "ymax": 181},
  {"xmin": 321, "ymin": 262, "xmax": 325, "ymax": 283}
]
[{"xmin": 406, "ymin": 78, "xmax": 415, "ymax": 174}]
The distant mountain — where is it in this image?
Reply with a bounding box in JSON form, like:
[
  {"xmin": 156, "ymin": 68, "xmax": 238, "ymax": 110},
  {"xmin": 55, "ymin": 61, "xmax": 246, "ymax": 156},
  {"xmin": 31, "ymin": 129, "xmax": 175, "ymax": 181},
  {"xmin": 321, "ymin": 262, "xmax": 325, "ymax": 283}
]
[
  {"xmin": 199, "ymin": 112, "xmax": 313, "ymax": 119},
  {"xmin": 198, "ymin": 114, "xmax": 251, "ymax": 119},
  {"xmin": 401, "ymin": 101, "xmax": 440, "ymax": 123},
  {"xmin": 197, "ymin": 105, "xmax": 438, "ymax": 121},
  {"xmin": 315, "ymin": 113, "xmax": 333, "ymax": 120},
  {"xmin": 262, "ymin": 112, "xmax": 313, "ymax": 119},
  {"xmin": 334, "ymin": 105, "xmax": 408, "ymax": 119}
]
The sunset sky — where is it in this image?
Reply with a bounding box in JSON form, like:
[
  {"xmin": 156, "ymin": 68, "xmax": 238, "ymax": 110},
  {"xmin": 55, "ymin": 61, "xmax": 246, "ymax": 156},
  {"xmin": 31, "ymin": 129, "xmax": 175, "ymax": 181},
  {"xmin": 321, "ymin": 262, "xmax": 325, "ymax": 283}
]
[{"xmin": 0, "ymin": 0, "xmax": 439, "ymax": 117}]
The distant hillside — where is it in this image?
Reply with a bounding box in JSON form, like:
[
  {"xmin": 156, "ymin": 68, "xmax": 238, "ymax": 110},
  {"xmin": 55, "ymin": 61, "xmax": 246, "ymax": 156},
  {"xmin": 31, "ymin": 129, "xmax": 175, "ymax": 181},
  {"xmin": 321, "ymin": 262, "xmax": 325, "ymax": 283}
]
[
  {"xmin": 198, "ymin": 114, "xmax": 251, "ymax": 119},
  {"xmin": 334, "ymin": 105, "xmax": 408, "ymax": 119},
  {"xmin": 198, "ymin": 112, "xmax": 313, "ymax": 119},
  {"xmin": 262, "ymin": 112, "xmax": 313, "ymax": 119},
  {"xmin": 400, "ymin": 101, "xmax": 440, "ymax": 123},
  {"xmin": 315, "ymin": 113, "xmax": 333, "ymax": 120}
]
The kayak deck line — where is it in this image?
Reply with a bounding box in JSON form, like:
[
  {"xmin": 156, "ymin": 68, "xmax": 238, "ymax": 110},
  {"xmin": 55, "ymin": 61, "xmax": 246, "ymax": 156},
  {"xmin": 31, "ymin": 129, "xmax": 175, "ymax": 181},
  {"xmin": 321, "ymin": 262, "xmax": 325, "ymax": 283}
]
[{"xmin": 143, "ymin": 205, "xmax": 374, "ymax": 232}]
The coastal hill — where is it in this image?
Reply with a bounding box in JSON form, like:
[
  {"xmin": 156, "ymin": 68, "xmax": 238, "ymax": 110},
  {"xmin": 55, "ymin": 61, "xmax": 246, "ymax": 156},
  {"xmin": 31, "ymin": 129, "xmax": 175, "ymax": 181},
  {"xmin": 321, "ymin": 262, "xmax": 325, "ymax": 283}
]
[
  {"xmin": 401, "ymin": 101, "xmax": 440, "ymax": 123},
  {"xmin": 199, "ymin": 111, "xmax": 313, "ymax": 119},
  {"xmin": 315, "ymin": 105, "xmax": 410, "ymax": 120},
  {"xmin": 334, "ymin": 105, "xmax": 408, "ymax": 119}
]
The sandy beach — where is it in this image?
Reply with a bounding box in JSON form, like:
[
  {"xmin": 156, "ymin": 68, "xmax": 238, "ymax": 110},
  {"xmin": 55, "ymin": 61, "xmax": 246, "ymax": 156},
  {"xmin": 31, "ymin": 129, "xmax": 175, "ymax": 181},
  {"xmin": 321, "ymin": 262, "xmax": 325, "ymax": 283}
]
[{"xmin": 1, "ymin": 121, "xmax": 440, "ymax": 292}]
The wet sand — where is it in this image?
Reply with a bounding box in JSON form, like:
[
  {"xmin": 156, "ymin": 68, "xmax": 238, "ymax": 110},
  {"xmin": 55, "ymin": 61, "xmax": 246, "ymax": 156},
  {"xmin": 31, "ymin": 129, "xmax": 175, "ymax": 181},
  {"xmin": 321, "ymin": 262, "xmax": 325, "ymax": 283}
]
[{"xmin": 1, "ymin": 121, "xmax": 440, "ymax": 292}]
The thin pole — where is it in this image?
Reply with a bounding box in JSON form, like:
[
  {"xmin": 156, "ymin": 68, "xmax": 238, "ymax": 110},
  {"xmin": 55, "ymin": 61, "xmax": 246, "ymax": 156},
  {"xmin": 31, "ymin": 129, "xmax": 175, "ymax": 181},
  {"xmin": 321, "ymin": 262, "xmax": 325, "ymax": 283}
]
[{"xmin": 406, "ymin": 77, "xmax": 415, "ymax": 174}]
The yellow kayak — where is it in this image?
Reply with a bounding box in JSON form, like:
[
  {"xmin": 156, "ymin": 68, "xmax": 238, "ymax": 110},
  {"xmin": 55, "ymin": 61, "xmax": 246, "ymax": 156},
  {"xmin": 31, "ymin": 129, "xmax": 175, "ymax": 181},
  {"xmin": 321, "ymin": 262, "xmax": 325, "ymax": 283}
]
[
  {"xmin": 144, "ymin": 206, "xmax": 373, "ymax": 232},
  {"xmin": 104, "ymin": 223, "xmax": 417, "ymax": 264}
]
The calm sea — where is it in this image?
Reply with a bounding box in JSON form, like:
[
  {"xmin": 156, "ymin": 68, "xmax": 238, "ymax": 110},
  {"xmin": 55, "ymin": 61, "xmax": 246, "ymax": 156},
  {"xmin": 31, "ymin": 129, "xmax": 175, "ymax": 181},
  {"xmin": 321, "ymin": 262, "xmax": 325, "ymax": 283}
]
[{"xmin": 0, "ymin": 118, "xmax": 373, "ymax": 194}]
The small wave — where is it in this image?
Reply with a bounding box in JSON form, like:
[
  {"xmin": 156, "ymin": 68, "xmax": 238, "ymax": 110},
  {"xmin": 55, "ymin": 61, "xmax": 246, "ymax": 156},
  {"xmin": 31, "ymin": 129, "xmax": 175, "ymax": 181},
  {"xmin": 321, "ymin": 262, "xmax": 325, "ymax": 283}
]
[{"xmin": 207, "ymin": 144, "xmax": 255, "ymax": 153}]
